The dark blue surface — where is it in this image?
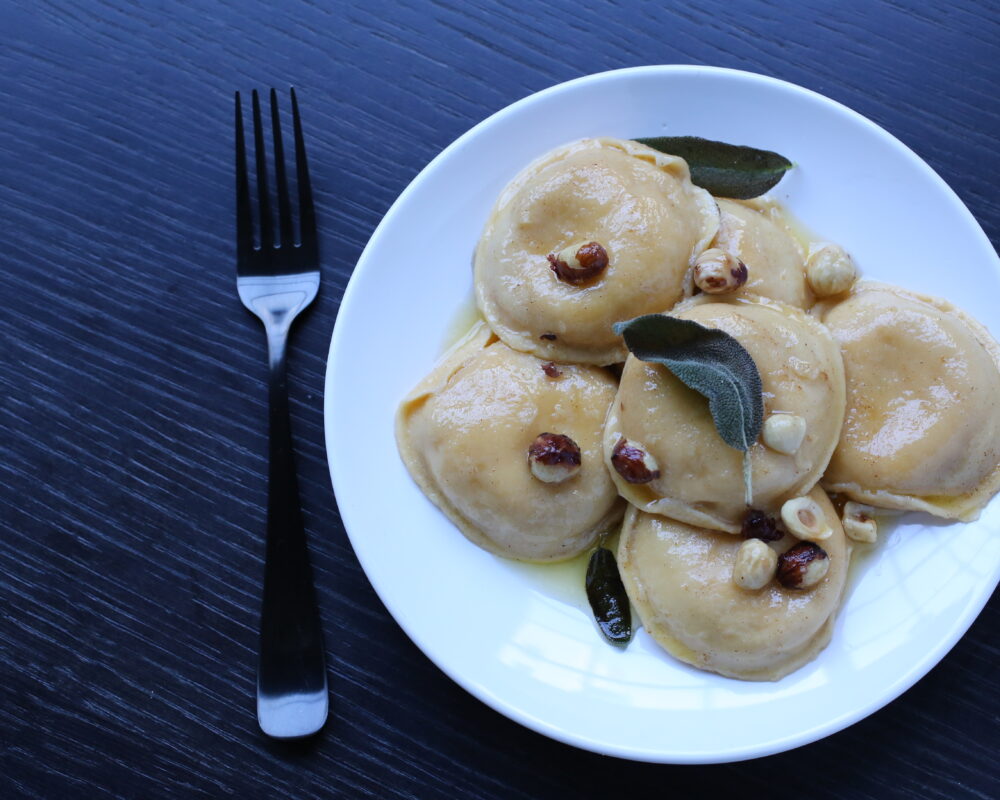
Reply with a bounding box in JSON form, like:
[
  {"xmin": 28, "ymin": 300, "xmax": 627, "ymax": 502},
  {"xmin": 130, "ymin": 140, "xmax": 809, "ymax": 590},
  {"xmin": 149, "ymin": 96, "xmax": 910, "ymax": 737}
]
[{"xmin": 1, "ymin": 1, "xmax": 997, "ymax": 797}]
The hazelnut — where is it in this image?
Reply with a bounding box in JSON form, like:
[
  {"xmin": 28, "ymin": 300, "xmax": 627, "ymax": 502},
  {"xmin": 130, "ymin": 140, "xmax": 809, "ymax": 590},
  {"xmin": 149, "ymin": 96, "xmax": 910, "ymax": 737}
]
[
  {"xmin": 762, "ymin": 414, "xmax": 807, "ymax": 455},
  {"xmin": 610, "ymin": 438, "xmax": 660, "ymax": 484},
  {"xmin": 693, "ymin": 248, "xmax": 748, "ymax": 294},
  {"xmin": 842, "ymin": 501, "xmax": 878, "ymax": 543},
  {"xmin": 806, "ymin": 244, "xmax": 857, "ymax": 297},
  {"xmin": 527, "ymin": 433, "xmax": 582, "ymax": 483},
  {"xmin": 541, "ymin": 361, "xmax": 562, "ymax": 378},
  {"xmin": 780, "ymin": 496, "xmax": 833, "ymax": 542},
  {"xmin": 777, "ymin": 542, "xmax": 829, "ymax": 589},
  {"xmin": 741, "ymin": 508, "xmax": 782, "ymax": 542},
  {"xmin": 732, "ymin": 538, "xmax": 778, "ymax": 591},
  {"xmin": 547, "ymin": 241, "xmax": 609, "ymax": 284}
]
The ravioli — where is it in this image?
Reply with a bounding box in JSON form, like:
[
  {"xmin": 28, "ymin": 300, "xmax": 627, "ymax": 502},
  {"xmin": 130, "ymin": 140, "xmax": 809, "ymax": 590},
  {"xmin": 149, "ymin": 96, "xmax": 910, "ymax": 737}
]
[
  {"xmin": 817, "ymin": 282, "xmax": 1000, "ymax": 520},
  {"xmin": 709, "ymin": 199, "xmax": 812, "ymax": 308},
  {"xmin": 474, "ymin": 138, "xmax": 719, "ymax": 365},
  {"xmin": 396, "ymin": 322, "xmax": 623, "ymax": 561},
  {"xmin": 618, "ymin": 488, "xmax": 850, "ymax": 681},
  {"xmin": 604, "ymin": 295, "xmax": 846, "ymax": 532},
  {"xmin": 397, "ymin": 133, "xmax": 1000, "ymax": 683}
]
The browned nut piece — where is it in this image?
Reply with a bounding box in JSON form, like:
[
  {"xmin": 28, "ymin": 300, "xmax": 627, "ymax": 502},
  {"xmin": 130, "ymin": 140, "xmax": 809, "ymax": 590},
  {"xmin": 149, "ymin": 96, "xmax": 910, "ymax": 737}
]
[
  {"xmin": 611, "ymin": 438, "xmax": 660, "ymax": 484},
  {"xmin": 693, "ymin": 248, "xmax": 748, "ymax": 294},
  {"xmin": 541, "ymin": 361, "xmax": 562, "ymax": 378},
  {"xmin": 732, "ymin": 538, "xmax": 778, "ymax": 591},
  {"xmin": 547, "ymin": 241, "xmax": 609, "ymax": 284},
  {"xmin": 777, "ymin": 542, "xmax": 829, "ymax": 589},
  {"xmin": 741, "ymin": 508, "xmax": 782, "ymax": 542},
  {"xmin": 842, "ymin": 501, "xmax": 878, "ymax": 543},
  {"xmin": 527, "ymin": 433, "xmax": 581, "ymax": 483},
  {"xmin": 780, "ymin": 496, "xmax": 833, "ymax": 542}
]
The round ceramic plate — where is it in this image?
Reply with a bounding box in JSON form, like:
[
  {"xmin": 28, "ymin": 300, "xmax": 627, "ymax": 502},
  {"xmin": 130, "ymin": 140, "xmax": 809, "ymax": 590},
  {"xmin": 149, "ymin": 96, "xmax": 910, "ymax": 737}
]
[{"xmin": 325, "ymin": 66, "xmax": 1000, "ymax": 763}]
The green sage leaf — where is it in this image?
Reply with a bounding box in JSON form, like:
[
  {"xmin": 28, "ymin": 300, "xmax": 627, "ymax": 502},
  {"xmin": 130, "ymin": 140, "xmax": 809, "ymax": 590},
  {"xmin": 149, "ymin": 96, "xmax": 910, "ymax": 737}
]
[
  {"xmin": 585, "ymin": 547, "xmax": 631, "ymax": 645},
  {"xmin": 633, "ymin": 136, "xmax": 792, "ymax": 199},
  {"xmin": 613, "ymin": 314, "xmax": 764, "ymax": 502}
]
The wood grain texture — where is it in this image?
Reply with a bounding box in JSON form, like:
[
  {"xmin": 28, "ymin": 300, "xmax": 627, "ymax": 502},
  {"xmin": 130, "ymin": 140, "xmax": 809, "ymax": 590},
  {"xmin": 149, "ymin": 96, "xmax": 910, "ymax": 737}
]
[{"xmin": 0, "ymin": 0, "xmax": 997, "ymax": 797}]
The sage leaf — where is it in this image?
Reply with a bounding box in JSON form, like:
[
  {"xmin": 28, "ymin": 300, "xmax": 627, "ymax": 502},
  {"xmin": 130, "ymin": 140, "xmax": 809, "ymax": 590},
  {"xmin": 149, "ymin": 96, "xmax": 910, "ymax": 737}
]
[
  {"xmin": 613, "ymin": 314, "xmax": 764, "ymax": 503},
  {"xmin": 633, "ymin": 136, "xmax": 792, "ymax": 199},
  {"xmin": 586, "ymin": 547, "xmax": 631, "ymax": 645}
]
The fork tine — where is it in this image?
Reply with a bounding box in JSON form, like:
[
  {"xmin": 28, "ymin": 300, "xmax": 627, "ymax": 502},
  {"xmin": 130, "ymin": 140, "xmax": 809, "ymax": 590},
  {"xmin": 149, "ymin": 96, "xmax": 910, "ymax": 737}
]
[
  {"xmin": 235, "ymin": 92, "xmax": 253, "ymax": 265},
  {"xmin": 290, "ymin": 88, "xmax": 317, "ymax": 256},
  {"xmin": 269, "ymin": 89, "xmax": 294, "ymax": 249},
  {"xmin": 251, "ymin": 89, "xmax": 273, "ymax": 250}
]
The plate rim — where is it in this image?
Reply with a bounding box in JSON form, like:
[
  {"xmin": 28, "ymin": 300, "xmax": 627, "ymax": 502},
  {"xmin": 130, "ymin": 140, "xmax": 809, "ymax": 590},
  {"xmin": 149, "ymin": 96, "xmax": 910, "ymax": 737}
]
[{"xmin": 324, "ymin": 64, "xmax": 1000, "ymax": 763}]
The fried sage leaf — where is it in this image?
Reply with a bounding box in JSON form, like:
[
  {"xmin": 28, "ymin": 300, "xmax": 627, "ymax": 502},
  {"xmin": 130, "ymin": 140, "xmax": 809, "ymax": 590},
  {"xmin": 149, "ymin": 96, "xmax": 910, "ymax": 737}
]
[
  {"xmin": 634, "ymin": 135, "xmax": 792, "ymax": 199},
  {"xmin": 613, "ymin": 314, "xmax": 764, "ymax": 503},
  {"xmin": 586, "ymin": 547, "xmax": 631, "ymax": 645}
]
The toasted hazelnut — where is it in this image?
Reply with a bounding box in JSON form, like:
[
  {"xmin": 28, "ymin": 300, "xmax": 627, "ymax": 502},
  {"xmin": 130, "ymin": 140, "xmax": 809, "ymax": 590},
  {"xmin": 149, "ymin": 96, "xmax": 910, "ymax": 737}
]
[
  {"xmin": 611, "ymin": 438, "xmax": 660, "ymax": 484},
  {"xmin": 732, "ymin": 538, "xmax": 778, "ymax": 591},
  {"xmin": 777, "ymin": 542, "xmax": 829, "ymax": 589},
  {"xmin": 693, "ymin": 248, "xmax": 748, "ymax": 294},
  {"xmin": 780, "ymin": 496, "xmax": 833, "ymax": 542},
  {"xmin": 842, "ymin": 501, "xmax": 878, "ymax": 543},
  {"xmin": 547, "ymin": 240, "xmax": 609, "ymax": 284},
  {"xmin": 806, "ymin": 244, "xmax": 857, "ymax": 297},
  {"xmin": 762, "ymin": 413, "xmax": 807, "ymax": 455},
  {"xmin": 527, "ymin": 433, "xmax": 582, "ymax": 483},
  {"xmin": 741, "ymin": 508, "xmax": 782, "ymax": 542}
]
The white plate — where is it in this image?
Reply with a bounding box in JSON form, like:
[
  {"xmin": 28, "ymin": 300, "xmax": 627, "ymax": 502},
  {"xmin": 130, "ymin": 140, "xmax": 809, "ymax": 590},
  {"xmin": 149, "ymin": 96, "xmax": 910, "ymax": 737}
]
[{"xmin": 324, "ymin": 66, "xmax": 1000, "ymax": 763}]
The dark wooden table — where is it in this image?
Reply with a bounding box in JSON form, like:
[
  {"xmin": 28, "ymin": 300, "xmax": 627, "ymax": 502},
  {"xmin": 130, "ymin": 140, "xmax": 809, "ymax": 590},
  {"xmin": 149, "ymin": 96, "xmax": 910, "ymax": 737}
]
[{"xmin": 2, "ymin": 1, "xmax": 997, "ymax": 797}]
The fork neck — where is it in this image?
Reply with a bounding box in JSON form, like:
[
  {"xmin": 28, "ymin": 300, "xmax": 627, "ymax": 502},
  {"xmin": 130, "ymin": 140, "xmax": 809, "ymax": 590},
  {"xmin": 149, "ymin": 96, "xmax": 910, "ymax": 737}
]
[
  {"xmin": 266, "ymin": 330, "xmax": 289, "ymax": 376},
  {"xmin": 237, "ymin": 275, "xmax": 317, "ymax": 373}
]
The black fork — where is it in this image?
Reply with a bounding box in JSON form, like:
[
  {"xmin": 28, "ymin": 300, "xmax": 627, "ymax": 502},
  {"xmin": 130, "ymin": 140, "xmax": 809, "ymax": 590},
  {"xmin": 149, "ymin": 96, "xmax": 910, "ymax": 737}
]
[{"xmin": 235, "ymin": 88, "xmax": 326, "ymax": 739}]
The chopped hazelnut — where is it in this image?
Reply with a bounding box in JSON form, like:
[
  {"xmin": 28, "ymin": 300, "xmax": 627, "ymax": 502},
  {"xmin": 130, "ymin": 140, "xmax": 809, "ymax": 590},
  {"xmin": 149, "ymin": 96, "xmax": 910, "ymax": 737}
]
[
  {"xmin": 610, "ymin": 438, "xmax": 660, "ymax": 484},
  {"xmin": 780, "ymin": 496, "xmax": 833, "ymax": 542},
  {"xmin": 732, "ymin": 538, "xmax": 778, "ymax": 591},
  {"xmin": 547, "ymin": 240, "xmax": 609, "ymax": 284},
  {"xmin": 842, "ymin": 501, "xmax": 878, "ymax": 543},
  {"xmin": 527, "ymin": 433, "xmax": 581, "ymax": 484},
  {"xmin": 541, "ymin": 361, "xmax": 562, "ymax": 378},
  {"xmin": 762, "ymin": 414, "xmax": 807, "ymax": 455},
  {"xmin": 693, "ymin": 248, "xmax": 748, "ymax": 294},
  {"xmin": 777, "ymin": 542, "xmax": 829, "ymax": 589}
]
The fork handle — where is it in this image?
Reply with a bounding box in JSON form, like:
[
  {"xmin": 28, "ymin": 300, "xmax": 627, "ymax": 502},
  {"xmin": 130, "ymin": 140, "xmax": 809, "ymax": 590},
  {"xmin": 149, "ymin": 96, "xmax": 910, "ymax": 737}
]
[{"xmin": 256, "ymin": 330, "xmax": 328, "ymax": 738}]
